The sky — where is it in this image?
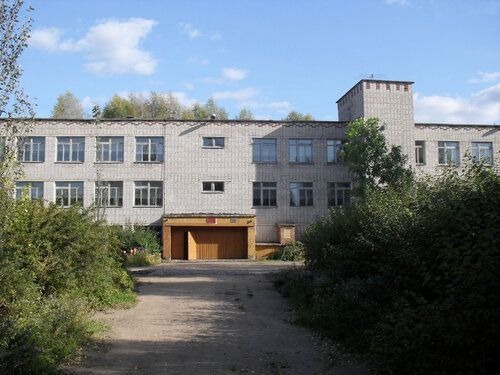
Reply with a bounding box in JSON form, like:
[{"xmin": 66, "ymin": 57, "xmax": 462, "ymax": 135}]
[{"xmin": 21, "ymin": 0, "xmax": 500, "ymax": 123}]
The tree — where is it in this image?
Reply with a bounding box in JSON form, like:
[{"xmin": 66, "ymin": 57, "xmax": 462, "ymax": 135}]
[
  {"xmin": 283, "ymin": 111, "xmax": 315, "ymax": 121},
  {"xmin": 102, "ymin": 94, "xmax": 135, "ymax": 118},
  {"xmin": 237, "ymin": 108, "xmax": 254, "ymax": 120},
  {"xmin": 51, "ymin": 91, "xmax": 85, "ymax": 118},
  {"xmin": 345, "ymin": 117, "xmax": 413, "ymax": 196}
]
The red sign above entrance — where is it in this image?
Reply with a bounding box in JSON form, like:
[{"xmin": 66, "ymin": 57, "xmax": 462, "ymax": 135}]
[{"xmin": 206, "ymin": 217, "xmax": 217, "ymax": 224}]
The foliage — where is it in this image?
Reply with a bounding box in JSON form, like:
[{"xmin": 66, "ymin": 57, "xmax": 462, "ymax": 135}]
[
  {"xmin": 345, "ymin": 117, "xmax": 413, "ymax": 196},
  {"xmin": 0, "ymin": 197, "xmax": 136, "ymax": 373},
  {"xmin": 101, "ymin": 92, "xmax": 229, "ymax": 120},
  {"xmin": 237, "ymin": 108, "xmax": 254, "ymax": 120},
  {"xmin": 282, "ymin": 111, "xmax": 315, "ymax": 121},
  {"xmin": 124, "ymin": 252, "xmax": 162, "ymax": 267},
  {"xmin": 280, "ymin": 163, "xmax": 500, "ymax": 374},
  {"xmin": 51, "ymin": 90, "xmax": 85, "ymax": 118},
  {"xmin": 273, "ymin": 241, "xmax": 305, "ymax": 261},
  {"xmin": 115, "ymin": 224, "xmax": 162, "ymax": 254}
]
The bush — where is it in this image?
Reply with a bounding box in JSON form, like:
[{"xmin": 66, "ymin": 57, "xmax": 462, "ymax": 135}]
[
  {"xmin": 125, "ymin": 252, "xmax": 162, "ymax": 266},
  {"xmin": 0, "ymin": 198, "xmax": 136, "ymax": 373},
  {"xmin": 283, "ymin": 163, "xmax": 500, "ymax": 374},
  {"xmin": 115, "ymin": 224, "xmax": 162, "ymax": 254},
  {"xmin": 274, "ymin": 241, "xmax": 305, "ymax": 261}
]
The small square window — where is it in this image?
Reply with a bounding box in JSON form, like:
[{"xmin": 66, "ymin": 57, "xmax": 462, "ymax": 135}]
[
  {"xmin": 203, "ymin": 137, "xmax": 225, "ymax": 148},
  {"xmin": 202, "ymin": 181, "xmax": 224, "ymax": 193}
]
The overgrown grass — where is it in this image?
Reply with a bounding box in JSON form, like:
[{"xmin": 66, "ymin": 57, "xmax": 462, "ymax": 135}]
[
  {"xmin": 0, "ymin": 197, "xmax": 136, "ymax": 374},
  {"xmin": 124, "ymin": 252, "xmax": 162, "ymax": 267},
  {"xmin": 277, "ymin": 163, "xmax": 500, "ymax": 374}
]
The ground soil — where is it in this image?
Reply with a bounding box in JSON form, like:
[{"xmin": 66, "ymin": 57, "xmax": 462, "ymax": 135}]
[{"xmin": 65, "ymin": 261, "xmax": 371, "ymax": 375}]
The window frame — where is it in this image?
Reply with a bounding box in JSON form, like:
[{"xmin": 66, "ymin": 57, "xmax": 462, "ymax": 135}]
[
  {"xmin": 16, "ymin": 182, "xmax": 44, "ymax": 200},
  {"xmin": 438, "ymin": 141, "xmax": 460, "ymax": 165},
  {"xmin": 327, "ymin": 139, "xmax": 347, "ymax": 164},
  {"xmin": 135, "ymin": 137, "xmax": 164, "ymax": 163},
  {"xmin": 415, "ymin": 140, "xmax": 426, "ymax": 165},
  {"xmin": 290, "ymin": 182, "xmax": 314, "ymax": 207},
  {"xmin": 55, "ymin": 181, "xmax": 84, "ymax": 208},
  {"xmin": 202, "ymin": 181, "xmax": 225, "ymax": 193},
  {"xmin": 252, "ymin": 182, "xmax": 277, "ymax": 207},
  {"xmin": 327, "ymin": 182, "xmax": 352, "ymax": 207},
  {"xmin": 289, "ymin": 139, "xmax": 313, "ymax": 164},
  {"xmin": 96, "ymin": 137, "xmax": 124, "ymax": 163},
  {"xmin": 18, "ymin": 137, "xmax": 45, "ymax": 162},
  {"xmin": 202, "ymin": 137, "xmax": 225, "ymax": 148},
  {"xmin": 471, "ymin": 142, "xmax": 493, "ymax": 165},
  {"xmin": 252, "ymin": 138, "xmax": 277, "ymax": 163},
  {"xmin": 57, "ymin": 137, "xmax": 85, "ymax": 163},
  {"xmin": 134, "ymin": 181, "xmax": 163, "ymax": 207},
  {"xmin": 95, "ymin": 181, "xmax": 123, "ymax": 207}
]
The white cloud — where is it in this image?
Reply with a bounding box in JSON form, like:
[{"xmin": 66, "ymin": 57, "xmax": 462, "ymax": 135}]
[
  {"xmin": 170, "ymin": 91, "xmax": 197, "ymax": 107},
  {"xmin": 29, "ymin": 18, "xmax": 158, "ymax": 76},
  {"xmin": 469, "ymin": 71, "xmax": 500, "ymax": 83},
  {"xmin": 81, "ymin": 95, "xmax": 108, "ymax": 110},
  {"xmin": 222, "ymin": 68, "xmax": 248, "ymax": 81},
  {"xmin": 212, "ymin": 88, "xmax": 260, "ymax": 101},
  {"xmin": 414, "ymin": 83, "xmax": 500, "ymax": 124},
  {"xmin": 179, "ymin": 23, "xmax": 220, "ymax": 40}
]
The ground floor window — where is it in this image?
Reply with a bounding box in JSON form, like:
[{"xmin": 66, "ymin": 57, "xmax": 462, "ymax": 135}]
[
  {"xmin": 290, "ymin": 182, "xmax": 313, "ymax": 207},
  {"xmin": 16, "ymin": 182, "xmax": 43, "ymax": 200},
  {"xmin": 472, "ymin": 142, "xmax": 493, "ymax": 165},
  {"xmin": 95, "ymin": 181, "xmax": 123, "ymax": 207},
  {"xmin": 438, "ymin": 141, "xmax": 460, "ymax": 165},
  {"xmin": 135, "ymin": 181, "xmax": 162, "ymax": 206},
  {"xmin": 55, "ymin": 182, "xmax": 83, "ymax": 207},
  {"xmin": 253, "ymin": 182, "xmax": 277, "ymax": 207},
  {"xmin": 328, "ymin": 182, "xmax": 351, "ymax": 207}
]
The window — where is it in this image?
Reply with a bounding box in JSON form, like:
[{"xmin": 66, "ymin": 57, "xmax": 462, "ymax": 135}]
[
  {"xmin": 18, "ymin": 137, "xmax": 45, "ymax": 162},
  {"xmin": 328, "ymin": 182, "xmax": 351, "ymax": 207},
  {"xmin": 327, "ymin": 139, "xmax": 347, "ymax": 163},
  {"xmin": 203, "ymin": 137, "xmax": 225, "ymax": 148},
  {"xmin": 57, "ymin": 137, "xmax": 85, "ymax": 163},
  {"xmin": 96, "ymin": 137, "xmax": 124, "ymax": 162},
  {"xmin": 438, "ymin": 141, "xmax": 460, "ymax": 165},
  {"xmin": 16, "ymin": 182, "xmax": 43, "ymax": 200},
  {"xmin": 136, "ymin": 137, "xmax": 164, "ymax": 162},
  {"xmin": 472, "ymin": 142, "xmax": 493, "ymax": 165},
  {"xmin": 290, "ymin": 182, "xmax": 313, "ymax": 207},
  {"xmin": 55, "ymin": 182, "xmax": 83, "ymax": 207},
  {"xmin": 202, "ymin": 181, "xmax": 224, "ymax": 193},
  {"xmin": 253, "ymin": 182, "xmax": 277, "ymax": 207},
  {"xmin": 95, "ymin": 181, "xmax": 123, "ymax": 207},
  {"xmin": 415, "ymin": 140, "xmax": 425, "ymax": 165},
  {"xmin": 134, "ymin": 181, "xmax": 162, "ymax": 206},
  {"xmin": 253, "ymin": 138, "xmax": 277, "ymax": 163},
  {"xmin": 289, "ymin": 139, "xmax": 313, "ymax": 163}
]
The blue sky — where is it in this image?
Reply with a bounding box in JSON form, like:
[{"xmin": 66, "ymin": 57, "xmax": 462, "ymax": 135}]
[{"xmin": 22, "ymin": 0, "xmax": 500, "ymax": 123}]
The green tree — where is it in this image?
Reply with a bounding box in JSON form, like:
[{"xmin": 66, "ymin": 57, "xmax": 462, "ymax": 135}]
[
  {"xmin": 283, "ymin": 111, "xmax": 315, "ymax": 121},
  {"xmin": 345, "ymin": 117, "xmax": 412, "ymax": 196},
  {"xmin": 205, "ymin": 97, "xmax": 228, "ymax": 120},
  {"xmin": 237, "ymin": 108, "xmax": 254, "ymax": 120},
  {"xmin": 102, "ymin": 94, "xmax": 135, "ymax": 118},
  {"xmin": 51, "ymin": 90, "xmax": 85, "ymax": 118}
]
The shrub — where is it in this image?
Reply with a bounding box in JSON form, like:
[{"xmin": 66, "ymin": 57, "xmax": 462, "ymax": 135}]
[
  {"xmin": 124, "ymin": 252, "xmax": 162, "ymax": 267},
  {"xmin": 274, "ymin": 241, "xmax": 305, "ymax": 261},
  {"xmin": 116, "ymin": 224, "xmax": 162, "ymax": 254}
]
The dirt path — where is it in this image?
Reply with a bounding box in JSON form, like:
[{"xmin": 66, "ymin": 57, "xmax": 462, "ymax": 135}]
[{"xmin": 66, "ymin": 261, "xmax": 370, "ymax": 375}]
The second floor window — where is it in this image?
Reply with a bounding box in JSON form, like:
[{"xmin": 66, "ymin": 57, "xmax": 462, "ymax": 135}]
[
  {"xmin": 438, "ymin": 141, "xmax": 460, "ymax": 165},
  {"xmin": 472, "ymin": 142, "xmax": 493, "ymax": 165},
  {"xmin": 95, "ymin": 181, "xmax": 123, "ymax": 207},
  {"xmin": 97, "ymin": 137, "xmax": 124, "ymax": 162},
  {"xmin": 289, "ymin": 139, "xmax": 313, "ymax": 163},
  {"xmin": 203, "ymin": 137, "xmax": 225, "ymax": 148},
  {"xmin": 55, "ymin": 181, "xmax": 83, "ymax": 207},
  {"xmin": 136, "ymin": 137, "xmax": 164, "ymax": 162},
  {"xmin": 57, "ymin": 137, "xmax": 85, "ymax": 163},
  {"xmin": 16, "ymin": 182, "xmax": 43, "ymax": 200},
  {"xmin": 134, "ymin": 181, "xmax": 162, "ymax": 206},
  {"xmin": 18, "ymin": 137, "xmax": 45, "ymax": 162},
  {"xmin": 290, "ymin": 182, "xmax": 313, "ymax": 207},
  {"xmin": 327, "ymin": 139, "xmax": 346, "ymax": 163},
  {"xmin": 253, "ymin": 182, "xmax": 277, "ymax": 207},
  {"xmin": 253, "ymin": 138, "xmax": 277, "ymax": 163}
]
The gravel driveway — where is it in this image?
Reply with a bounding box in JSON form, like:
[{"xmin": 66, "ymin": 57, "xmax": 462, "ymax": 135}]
[{"xmin": 66, "ymin": 261, "xmax": 369, "ymax": 375}]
